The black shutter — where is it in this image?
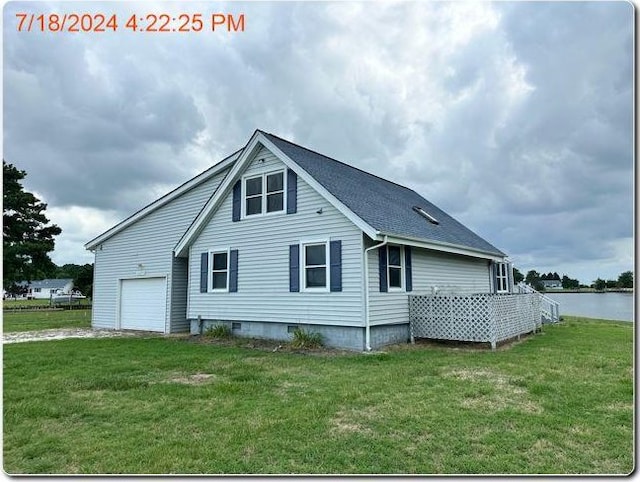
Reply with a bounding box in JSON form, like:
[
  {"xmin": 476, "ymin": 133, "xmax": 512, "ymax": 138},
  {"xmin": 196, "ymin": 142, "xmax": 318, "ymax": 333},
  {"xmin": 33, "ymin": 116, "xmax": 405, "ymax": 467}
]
[
  {"xmin": 287, "ymin": 169, "xmax": 297, "ymax": 214},
  {"xmin": 229, "ymin": 249, "xmax": 238, "ymax": 293},
  {"xmin": 289, "ymin": 244, "xmax": 300, "ymax": 292},
  {"xmin": 232, "ymin": 180, "xmax": 241, "ymax": 222},
  {"xmin": 200, "ymin": 252, "xmax": 208, "ymax": 293},
  {"xmin": 405, "ymin": 246, "xmax": 413, "ymax": 292},
  {"xmin": 329, "ymin": 240, "xmax": 342, "ymax": 292},
  {"xmin": 489, "ymin": 261, "xmax": 497, "ymax": 293},
  {"xmin": 379, "ymin": 246, "xmax": 388, "ymax": 292}
]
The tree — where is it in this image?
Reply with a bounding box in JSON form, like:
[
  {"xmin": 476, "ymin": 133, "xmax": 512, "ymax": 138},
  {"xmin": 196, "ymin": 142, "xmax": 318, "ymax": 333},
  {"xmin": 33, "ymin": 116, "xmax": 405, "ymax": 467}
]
[
  {"xmin": 605, "ymin": 279, "xmax": 618, "ymax": 289},
  {"xmin": 3, "ymin": 161, "xmax": 61, "ymax": 290},
  {"xmin": 525, "ymin": 270, "xmax": 540, "ymax": 286},
  {"xmin": 561, "ymin": 274, "xmax": 580, "ymax": 290},
  {"xmin": 524, "ymin": 270, "xmax": 544, "ymax": 290},
  {"xmin": 513, "ymin": 267, "xmax": 524, "ymax": 284},
  {"xmin": 593, "ymin": 278, "xmax": 606, "ymax": 291},
  {"xmin": 54, "ymin": 263, "xmax": 94, "ymax": 297},
  {"xmin": 75, "ymin": 264, "xmax": 94, "ymax": 298},
  {"xmin": 618, "ymin": 271, "xmax": 633, "ymax": 289}
]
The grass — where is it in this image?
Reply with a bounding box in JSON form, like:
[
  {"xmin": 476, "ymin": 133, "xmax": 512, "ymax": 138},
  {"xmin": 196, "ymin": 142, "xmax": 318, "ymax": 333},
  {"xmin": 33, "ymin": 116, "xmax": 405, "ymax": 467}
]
[
  {"xmin": 3, "ymin": 309, "xmax": 92, "ymax": 332},
  {"xmin": 290, "ymin": 328, "xmax": 324, "ymax": 348},
  {"xmin": 204, "ymin": 324, "xmax": 233, "ymax": 339},
  {"xmin": 3, "ymin": 298, "xmax": 91, "ymax": 309},
  {"xmin": 3, "ymin": 316, "xmax": 633, "ymax": 474}
]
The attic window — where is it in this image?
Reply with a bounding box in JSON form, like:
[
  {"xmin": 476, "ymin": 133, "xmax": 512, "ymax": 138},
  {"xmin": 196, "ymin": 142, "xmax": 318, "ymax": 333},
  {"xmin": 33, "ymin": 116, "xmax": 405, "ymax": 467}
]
[{"xmin": 413, "ymin": 206, "xmax": 439, "ymax": 225}]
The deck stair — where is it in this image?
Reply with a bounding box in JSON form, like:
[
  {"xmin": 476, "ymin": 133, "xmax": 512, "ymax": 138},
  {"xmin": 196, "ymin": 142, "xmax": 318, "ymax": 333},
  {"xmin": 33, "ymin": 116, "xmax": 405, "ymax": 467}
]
[{"xmin": 515, "ymin": 282, "xmax": 560, "ymax": 323}]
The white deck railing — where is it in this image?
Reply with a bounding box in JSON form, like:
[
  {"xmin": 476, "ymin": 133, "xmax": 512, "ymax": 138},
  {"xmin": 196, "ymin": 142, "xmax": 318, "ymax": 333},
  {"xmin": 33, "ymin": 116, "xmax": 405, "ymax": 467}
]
[
  {"xmin": 514, "ymin": 282, "xmax": 560, "ymax": 323},
  {"xmin": 409, "ymin": 292, "xmax": 542, "ymax": 350}
]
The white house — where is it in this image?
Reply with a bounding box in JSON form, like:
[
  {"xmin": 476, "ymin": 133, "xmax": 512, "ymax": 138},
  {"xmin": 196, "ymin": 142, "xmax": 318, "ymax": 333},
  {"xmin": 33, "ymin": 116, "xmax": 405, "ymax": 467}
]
[
  {"xmin": 27, "ymin": 279, "xmax": 74, "ymax": 299},
  {"xmin": 540, "ymin": 279, "xmax": 562, "ymax": 289},
  {"xmin": 85, "ymin": 130, "xmax": 513, "ymax": 350}
]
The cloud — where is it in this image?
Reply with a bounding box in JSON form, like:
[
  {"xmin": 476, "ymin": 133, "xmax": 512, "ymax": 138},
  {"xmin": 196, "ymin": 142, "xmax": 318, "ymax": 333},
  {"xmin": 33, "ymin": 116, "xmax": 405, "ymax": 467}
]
[
  {"xmin": 46, "ymin": 205, "xmax": 122, "ymax": 265},
  {"xmin": 2, "ymin": 1, "xmax": 633, "ymax": 282}
]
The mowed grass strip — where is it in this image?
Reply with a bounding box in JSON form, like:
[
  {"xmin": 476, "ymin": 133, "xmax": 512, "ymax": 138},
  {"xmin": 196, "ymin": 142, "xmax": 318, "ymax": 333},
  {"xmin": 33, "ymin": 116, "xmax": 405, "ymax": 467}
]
[
  {"xmin": 3, "ymin": 316, "xmax": 633, "ymax": 474},
  {"xmin": 3, "ymin": 309, "xmax": 92, "ymax": 332}
]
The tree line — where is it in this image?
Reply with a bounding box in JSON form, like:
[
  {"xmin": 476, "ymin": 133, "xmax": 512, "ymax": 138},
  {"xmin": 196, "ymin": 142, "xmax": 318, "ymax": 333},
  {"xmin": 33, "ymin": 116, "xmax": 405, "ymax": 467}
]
[
  {"xmin": 3, "ymin": 160, "xmax": 94, "ymax": 298},
  {"xmin": 513, "ymin": 267, "xmax": 633, "ymax": 291}
]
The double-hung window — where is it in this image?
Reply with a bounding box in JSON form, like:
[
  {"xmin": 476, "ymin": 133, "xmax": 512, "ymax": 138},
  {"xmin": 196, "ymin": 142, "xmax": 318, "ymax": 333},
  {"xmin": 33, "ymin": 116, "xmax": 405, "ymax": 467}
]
[
  {"xmin": 387, "ymin": 245, "xmax": 403, "ymax": 290},
  {"xmin": 303, "ymin": 242, "xmax": 328, "ymax": 290},
  {"xmin": 495, "ymin": 262, "xmax": 509, "ymax": 293},
  {"xmin": 244, "ymin": 171, "xmax": 284, "ymax": 216},
  {"xmin": 210, "ymin": 250, "xmax": 229, "ymax": 291}
]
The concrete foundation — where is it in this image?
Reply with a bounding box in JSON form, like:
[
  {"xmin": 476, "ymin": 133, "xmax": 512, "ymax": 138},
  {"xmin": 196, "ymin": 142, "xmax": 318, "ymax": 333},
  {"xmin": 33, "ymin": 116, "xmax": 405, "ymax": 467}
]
[{"xmin": 189, "ymin": 318, "xmax": 410, "ymax": 351}]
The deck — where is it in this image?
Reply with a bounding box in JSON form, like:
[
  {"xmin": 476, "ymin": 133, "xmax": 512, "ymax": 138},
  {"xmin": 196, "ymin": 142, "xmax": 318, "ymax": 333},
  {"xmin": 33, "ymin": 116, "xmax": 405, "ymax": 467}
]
[{"xmin": 408, "ymin": 291, "xmax": 553, "ymax": 349}]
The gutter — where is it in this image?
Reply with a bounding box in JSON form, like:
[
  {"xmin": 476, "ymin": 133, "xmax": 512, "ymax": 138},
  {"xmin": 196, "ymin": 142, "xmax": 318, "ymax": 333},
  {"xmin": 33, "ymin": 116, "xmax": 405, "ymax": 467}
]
[{"xmin": 363, "ymin": 235, "xmax": 388, "ymax": 351}]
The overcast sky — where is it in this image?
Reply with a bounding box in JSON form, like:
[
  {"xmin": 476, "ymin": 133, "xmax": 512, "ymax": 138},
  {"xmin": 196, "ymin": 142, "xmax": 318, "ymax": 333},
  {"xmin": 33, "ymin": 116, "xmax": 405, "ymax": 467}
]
[{"xmin": 3, "ymin": 1, "xmax": 634, "ymax": 284}]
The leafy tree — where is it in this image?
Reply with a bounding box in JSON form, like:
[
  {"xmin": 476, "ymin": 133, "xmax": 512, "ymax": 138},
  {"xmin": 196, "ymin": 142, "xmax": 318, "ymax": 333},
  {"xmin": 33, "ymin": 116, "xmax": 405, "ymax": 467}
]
[
  {"xmin": 74, "ymin": 264, "xmax": 94, "ymax": 298},
  {"xmin": 593, "ymin": 278, "xmax": 606, "ymax": 291},
  {"xmin": 513, "ymin": 267, "xmax": 524, "ymax": 284},
  {"xmin": 605, "ymin": 280, "xmax": 618, "ymax": 289},
  {"xmin": 54, "ymin": 263, "xmax": 94, "ymax": 298},
  {"xmin": 618, "ymin": 271, "xmax": 633, "ymax": 289},
  {"xmin": 561, "ymin": 274, "xmax": 580, "ymax": 290},
  {"xmin": 525, "ymin": 270, "xmax": 540, "ymax": 286},
  {"xmin": 3, "ymin": 161, "xmax": 61, "ymax": 290}
]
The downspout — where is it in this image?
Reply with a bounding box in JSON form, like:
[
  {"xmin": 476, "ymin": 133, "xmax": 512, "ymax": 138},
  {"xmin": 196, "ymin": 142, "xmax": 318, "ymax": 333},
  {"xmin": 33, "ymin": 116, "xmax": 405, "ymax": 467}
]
[{"xmin": 363, "ymin": 235, "xmax": 388, "ymax": 351}]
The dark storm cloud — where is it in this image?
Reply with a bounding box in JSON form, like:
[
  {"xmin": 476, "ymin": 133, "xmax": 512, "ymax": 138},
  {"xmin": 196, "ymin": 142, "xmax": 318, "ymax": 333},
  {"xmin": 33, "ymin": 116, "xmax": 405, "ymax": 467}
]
[
  {"xmin": 4, "ymin": 2, "xmax": 207, "ymax": 212},
  {"xmin": 2, "ymin": 2, "xmax": 633, "ymax": 281}
]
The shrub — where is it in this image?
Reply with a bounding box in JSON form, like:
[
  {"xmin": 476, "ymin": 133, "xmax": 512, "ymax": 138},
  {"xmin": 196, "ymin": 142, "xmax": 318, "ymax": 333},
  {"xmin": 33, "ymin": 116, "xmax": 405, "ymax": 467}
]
[
  {"xmin": 290, "ymin": 328, "xmax": 324, "ymax": 349},
  {"xmin": 204, "ymin": 324, "xmax": 232, "ymax": 339}
]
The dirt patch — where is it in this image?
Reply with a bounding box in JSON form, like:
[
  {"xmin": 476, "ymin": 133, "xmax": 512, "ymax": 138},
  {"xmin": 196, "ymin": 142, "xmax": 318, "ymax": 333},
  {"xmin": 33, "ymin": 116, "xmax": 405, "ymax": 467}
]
[
  {"xmin": 184, "ymin": 334, "xmax": 355, "ymax": 357},
  {"xmin": 3, "ymin": 328, "xmax": 155, "ymax": 344},
  {"xmin": 330, "ymin": 410, "xmax": 374, "ymax": 435},
  {"xmin": 167, "ymin": 373, "xmax": 217, "ymax": 385},
  {"xmin": 443, "ymin": 368, "xmax": 542, "ymax": 414}
]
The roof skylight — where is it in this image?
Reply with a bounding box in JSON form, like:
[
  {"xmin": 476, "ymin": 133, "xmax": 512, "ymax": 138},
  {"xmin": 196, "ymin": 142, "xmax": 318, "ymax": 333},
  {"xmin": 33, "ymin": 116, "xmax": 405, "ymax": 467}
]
[{"xmin": 413, "ymin": 206, "xmax": 439, "ymax": 225}]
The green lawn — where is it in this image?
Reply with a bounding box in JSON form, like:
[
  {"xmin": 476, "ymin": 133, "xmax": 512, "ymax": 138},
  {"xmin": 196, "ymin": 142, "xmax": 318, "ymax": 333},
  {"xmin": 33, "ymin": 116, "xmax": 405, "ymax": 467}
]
[
  {"xmin": 3, "ymin": 309, "xmax": 91, "ymax": 332},
  {"xmin": 3, "ymin": 298, "xmax": 92, "ymax": 309},
  {"xmin": 3, "ymin": 316, "xmax": 633, "ymax": 474}
]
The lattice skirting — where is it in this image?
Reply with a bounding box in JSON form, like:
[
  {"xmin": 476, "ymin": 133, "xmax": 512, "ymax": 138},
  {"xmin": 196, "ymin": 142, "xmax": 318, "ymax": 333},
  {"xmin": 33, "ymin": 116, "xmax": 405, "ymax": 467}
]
[{"xmin": 409, "ymin": 293, "xmax": 541, "ymax": 349}]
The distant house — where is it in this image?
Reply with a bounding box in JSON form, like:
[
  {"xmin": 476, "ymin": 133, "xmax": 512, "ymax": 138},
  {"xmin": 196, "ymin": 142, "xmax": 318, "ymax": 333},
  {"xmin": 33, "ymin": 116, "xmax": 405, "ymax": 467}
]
[
  {"xmin": 540, "ymin": 279, "xmax": 562, "ymax": 289},
  {"xmin": 85, "ymin": 130, "xmax": 514, "ymax": 350},
  {"xmin": 27, "ymin": 279, "xmax": 74, "ymax": 299}
]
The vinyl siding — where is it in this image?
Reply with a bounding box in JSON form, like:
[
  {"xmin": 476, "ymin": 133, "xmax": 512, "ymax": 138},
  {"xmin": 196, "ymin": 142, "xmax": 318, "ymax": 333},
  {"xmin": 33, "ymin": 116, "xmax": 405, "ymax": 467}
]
[
  {"xmin": 367, "ymin": 238, "xmax": 492, "ymax": 326},
  {"xmin": 188, "ymin": 146, "xmax": 364, "ymax": 327},
  {"xmin": 366, "ymin": 240, "xmax": 409, "ymax": 326},
  {"xmin": 412, "ymin": 249, "xmax": 491, "ymax": 294},
  {"xmin": 91, "ymin": 168, "xmax": 229, "ymax": 331}
]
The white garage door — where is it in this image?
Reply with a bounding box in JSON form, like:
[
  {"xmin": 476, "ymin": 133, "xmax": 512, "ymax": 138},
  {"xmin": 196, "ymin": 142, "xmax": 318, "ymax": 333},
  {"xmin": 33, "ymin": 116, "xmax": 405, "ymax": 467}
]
[{"xmin": 120, "ymin": 277, "xmax": 167, "ymax": 332}]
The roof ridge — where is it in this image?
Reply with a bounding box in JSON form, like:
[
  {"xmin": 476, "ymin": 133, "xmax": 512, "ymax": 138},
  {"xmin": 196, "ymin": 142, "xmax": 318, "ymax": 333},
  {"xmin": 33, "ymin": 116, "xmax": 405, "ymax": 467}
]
[{"xmin": 260, "ymin": 130, "xmax": 420, "ymax": 196}]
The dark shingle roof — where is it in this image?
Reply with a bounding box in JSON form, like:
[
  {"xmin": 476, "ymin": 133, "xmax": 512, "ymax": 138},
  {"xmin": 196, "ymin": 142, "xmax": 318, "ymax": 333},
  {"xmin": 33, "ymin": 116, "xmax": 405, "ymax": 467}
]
[
  {"xmin": 27, "ymin": 279, "xmax": 73, "ymax": 289},
  {"xmin": 263, "ymin": 132, "xmax": 505, "ymax": 257}
]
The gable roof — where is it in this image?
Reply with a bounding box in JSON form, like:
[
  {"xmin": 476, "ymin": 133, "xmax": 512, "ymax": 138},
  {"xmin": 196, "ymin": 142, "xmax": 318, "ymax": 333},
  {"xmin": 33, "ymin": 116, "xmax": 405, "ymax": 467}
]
[
  {"xmin": 28, "ymin": 279, "xmax": 73, "ymax": 289},
  {"xmin": 174, "ymin": 130, "xmax": 505, "ymax": 259},
  {"xmin": 262, "ymin": 132, "xmax": 505, "ymax": 257},
  {"xmin": 84, "ymin": 149, "xmax": 242, "ymax": 250}
]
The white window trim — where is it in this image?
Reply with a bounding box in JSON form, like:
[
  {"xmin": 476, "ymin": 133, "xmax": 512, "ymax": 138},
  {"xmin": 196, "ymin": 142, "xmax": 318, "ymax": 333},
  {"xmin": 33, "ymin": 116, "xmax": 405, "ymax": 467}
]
[
  {"xmin": 208, "ymin": 248, "xmax": 230, "ymax": 293},
  {"xmin": 300, "ymin": 239, "xmax": 330, "ymax": 293},
  {"xmin": 387, "ymin": 244, "xmax": 404, "ymax": 292},
  {"xmin": 241, "ymin": 169, "xmax": 286, "ymax": 218},
  {"xmin": 496, "ymin": 262, "xmax": 509, "ymax": 293}
]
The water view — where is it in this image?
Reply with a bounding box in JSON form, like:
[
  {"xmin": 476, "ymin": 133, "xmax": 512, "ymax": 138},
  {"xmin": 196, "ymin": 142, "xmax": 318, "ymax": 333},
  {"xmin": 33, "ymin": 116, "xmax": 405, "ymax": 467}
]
[{"xmin": 545, "ymin": 292, "xmax": 634, "ymax": 322}]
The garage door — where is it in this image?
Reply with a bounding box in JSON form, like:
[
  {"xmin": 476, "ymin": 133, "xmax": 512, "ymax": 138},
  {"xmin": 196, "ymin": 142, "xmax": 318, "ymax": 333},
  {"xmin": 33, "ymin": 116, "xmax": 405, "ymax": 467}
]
[{"xmin": 120, "ymin": 277, "xmax": 167, "ymax": 332}]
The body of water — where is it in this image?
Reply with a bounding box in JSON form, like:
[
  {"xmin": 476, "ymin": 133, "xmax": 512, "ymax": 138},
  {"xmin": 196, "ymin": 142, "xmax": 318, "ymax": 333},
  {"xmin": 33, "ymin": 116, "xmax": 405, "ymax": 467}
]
[{"xmin": 545, "ymin": 292, "xmax": 634, "ymax": 322}]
